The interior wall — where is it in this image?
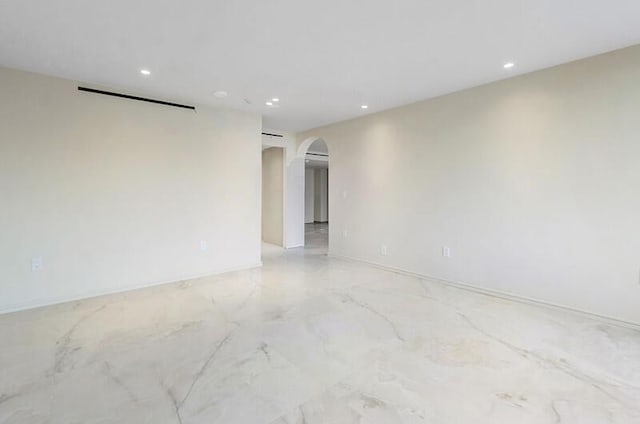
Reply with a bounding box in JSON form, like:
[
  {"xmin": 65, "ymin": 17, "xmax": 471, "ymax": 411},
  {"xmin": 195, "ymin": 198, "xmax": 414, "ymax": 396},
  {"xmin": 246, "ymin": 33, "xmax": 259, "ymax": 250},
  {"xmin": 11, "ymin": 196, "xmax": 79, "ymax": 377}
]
[
  {"xmin": 314, "ymin": 168, "xmax": 329, "ymax": 222},
  {"xmin": 305, "ymin": 168, "xmax": 315, "ymax": 223},
  {"xmin": 262, "ymin": 147, "xmax": 284, "ymax": 246},
  {"xmin": 0, "ymin": 67, "xmax": 262, "ymax": 313},
  {"xmin": 298, "ymin": 45, "xmax": 640, "ymax": 325}
]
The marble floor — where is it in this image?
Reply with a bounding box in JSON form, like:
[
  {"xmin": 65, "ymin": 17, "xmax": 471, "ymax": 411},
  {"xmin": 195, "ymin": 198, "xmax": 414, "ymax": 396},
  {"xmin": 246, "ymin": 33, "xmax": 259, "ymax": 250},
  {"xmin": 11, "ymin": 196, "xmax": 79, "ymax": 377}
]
[
  {"xmin": 1, "ymin": 227, "xmax": 640, "ymax": 423},
  {"xmin": 303, "ymin": 222, "xmax": 329, "ymax": 252}
]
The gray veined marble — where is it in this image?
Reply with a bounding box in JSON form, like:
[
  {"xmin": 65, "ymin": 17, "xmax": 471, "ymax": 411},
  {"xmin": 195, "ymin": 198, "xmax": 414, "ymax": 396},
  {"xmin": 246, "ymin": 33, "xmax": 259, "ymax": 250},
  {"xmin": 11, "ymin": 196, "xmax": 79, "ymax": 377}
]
[{"xmin": 1, "ymin": 224, "xmax": 640, "ymax": 423}]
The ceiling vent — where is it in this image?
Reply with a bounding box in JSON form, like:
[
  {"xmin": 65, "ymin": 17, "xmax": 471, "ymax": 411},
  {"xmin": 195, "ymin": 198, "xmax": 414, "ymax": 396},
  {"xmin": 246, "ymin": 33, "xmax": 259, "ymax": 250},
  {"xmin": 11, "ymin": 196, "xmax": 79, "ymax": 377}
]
[{"xmin": 78, "ymin": 87, "xmax": 196, "ymax": 111}]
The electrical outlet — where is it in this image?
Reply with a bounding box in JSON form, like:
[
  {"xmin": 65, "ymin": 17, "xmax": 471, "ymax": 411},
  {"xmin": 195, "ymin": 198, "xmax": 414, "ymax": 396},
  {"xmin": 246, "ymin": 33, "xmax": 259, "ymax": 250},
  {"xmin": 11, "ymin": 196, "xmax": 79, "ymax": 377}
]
[
  {"xmin": 343, "ymin": 229, "xmax": 348, "ymax": 238},
  {"xmin": 200, "ymin": 240, "xmax": 208, "ymax": 251},
  {"xmin": 442, "ymin": 246, "xmax": 451, "ymax": 258},
  {"xmin": 31, "ymin": 257, "xmax": 43, "ymax": 271},
  {"xmin": 381, "ymin": 245, "xmax": 388, "ymax": 256}
]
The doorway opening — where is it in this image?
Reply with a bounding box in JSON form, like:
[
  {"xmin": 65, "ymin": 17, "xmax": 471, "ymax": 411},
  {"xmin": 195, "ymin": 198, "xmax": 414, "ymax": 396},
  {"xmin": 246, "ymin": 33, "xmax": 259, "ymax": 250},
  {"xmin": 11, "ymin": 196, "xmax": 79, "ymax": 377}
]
[
  {"xmin": 303, "ymin": 139, "xmax": 329, "ymax": 251},
  {"xmin": 261, "ymin": 146, "xmax": 285, "ymax": 250}
]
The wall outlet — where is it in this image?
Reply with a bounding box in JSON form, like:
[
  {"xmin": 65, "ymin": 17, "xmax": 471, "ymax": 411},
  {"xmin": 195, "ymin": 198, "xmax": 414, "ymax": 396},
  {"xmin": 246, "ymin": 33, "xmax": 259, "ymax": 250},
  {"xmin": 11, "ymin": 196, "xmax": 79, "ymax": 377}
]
[
  {"xmin": 442, "ymin": 246, "xmax": 451, "ymax": 258},
  {"xmin": 342, "ymin": 190, "xmax": 348, "ymax": 199},
  {"xmin": 31, "ymin": 257, "xmax": 43, "ymax": 272},
  {"xmin": 200, "ymin": 240, "xmax": 208, "ymax": 251},
  {"xmin": 380, "ymin": 245, "xmax": 388, "ymax": 256},
  {"xmin": 343, "ymin": 229, "xmax": 348, "ymax": 238}
]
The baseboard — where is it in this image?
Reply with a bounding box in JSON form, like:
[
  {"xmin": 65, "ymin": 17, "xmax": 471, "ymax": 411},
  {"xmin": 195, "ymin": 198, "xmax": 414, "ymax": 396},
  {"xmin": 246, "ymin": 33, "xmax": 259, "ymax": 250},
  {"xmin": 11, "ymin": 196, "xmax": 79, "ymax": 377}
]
[
  {"xmin": 285, "ymin": 243, "xmax": 304, "ymax": 249},
  {"xmin": 0, "ymin": 261, "xmax": 263, "ymax": 315},
  {"xmin": 328, "ymin": 253, "xmax": 640, "ymax": 331}
]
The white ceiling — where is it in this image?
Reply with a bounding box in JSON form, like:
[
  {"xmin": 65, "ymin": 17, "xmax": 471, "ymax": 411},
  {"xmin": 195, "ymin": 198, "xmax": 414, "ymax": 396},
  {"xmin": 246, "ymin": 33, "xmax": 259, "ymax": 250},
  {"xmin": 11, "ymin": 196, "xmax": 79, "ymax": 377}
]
[{"xmin": 1, "ymin": 1, "xmax": 639, "ymax": 132}]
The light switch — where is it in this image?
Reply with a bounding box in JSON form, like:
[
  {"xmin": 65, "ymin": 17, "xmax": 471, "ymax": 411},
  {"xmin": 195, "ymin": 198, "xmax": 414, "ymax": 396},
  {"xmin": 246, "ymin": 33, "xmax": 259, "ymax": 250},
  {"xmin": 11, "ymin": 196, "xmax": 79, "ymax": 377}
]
[{"xmin": 32, "ymin": 257, "xmax": 43, "ymax": 271}]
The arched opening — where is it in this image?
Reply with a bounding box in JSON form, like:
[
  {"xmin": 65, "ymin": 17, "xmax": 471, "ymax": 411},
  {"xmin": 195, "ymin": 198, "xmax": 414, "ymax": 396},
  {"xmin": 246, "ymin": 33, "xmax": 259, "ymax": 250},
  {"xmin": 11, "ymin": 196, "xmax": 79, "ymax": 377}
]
[{"xmin": 300, "ymin": 138, "xmax": 329, "ymax": 251}]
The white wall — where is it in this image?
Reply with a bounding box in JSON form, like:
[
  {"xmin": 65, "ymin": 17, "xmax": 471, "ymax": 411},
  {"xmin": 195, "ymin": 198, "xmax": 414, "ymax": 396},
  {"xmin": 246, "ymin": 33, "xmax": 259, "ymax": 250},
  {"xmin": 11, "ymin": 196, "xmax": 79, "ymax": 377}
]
[
  {"xmin": 298, "ymin": 46, "xmax": 640, "ymax": 325},
  {"xmin": 305, "ymin": 168, "xmax": 315, "ymax": 223},
  {"xmin": 262, "ymin": 147, "xmax": 284, "ymax": 246},
  {"xmin": 0, "ymin": 67, "xmax": 262, "ymax": 313},
  {"xmin": 314, "ymin": 168, "xmax": 328, "ymax": 222}
]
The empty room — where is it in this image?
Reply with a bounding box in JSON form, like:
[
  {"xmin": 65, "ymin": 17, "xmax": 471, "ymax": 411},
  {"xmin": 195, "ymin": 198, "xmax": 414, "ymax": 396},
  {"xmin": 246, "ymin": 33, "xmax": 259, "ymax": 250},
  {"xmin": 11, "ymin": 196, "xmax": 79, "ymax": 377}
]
[{"xmin": 1, "ymin": 1, "xmax": 639, "ymax": 423}]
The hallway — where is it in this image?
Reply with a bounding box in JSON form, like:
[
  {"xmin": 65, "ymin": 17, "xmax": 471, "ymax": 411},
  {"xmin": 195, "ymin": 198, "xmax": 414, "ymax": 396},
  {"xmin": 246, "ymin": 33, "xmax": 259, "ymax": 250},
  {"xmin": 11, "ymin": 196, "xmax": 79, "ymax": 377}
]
[
  {"xmin": 1, "ymin": 243, "xmax": 639, "ymax": 423},
  {"xmin": 304, "ymin": 222, "xmax": 328, "ymax": 253}
]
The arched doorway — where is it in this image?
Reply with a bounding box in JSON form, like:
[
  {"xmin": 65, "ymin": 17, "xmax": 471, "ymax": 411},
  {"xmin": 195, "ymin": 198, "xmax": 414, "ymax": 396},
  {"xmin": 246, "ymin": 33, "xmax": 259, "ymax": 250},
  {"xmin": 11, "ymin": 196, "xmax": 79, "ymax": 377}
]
[{"xmin": 299, "ymin": 138, "xmax": 329, "ymax": 251}]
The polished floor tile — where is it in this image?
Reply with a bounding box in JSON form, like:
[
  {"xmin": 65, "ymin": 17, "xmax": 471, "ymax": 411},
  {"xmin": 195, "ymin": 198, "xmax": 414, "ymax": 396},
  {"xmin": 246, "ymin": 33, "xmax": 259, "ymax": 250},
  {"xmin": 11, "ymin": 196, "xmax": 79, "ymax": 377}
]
[{"xmin": 1, "ymin": 224, "xmax": 639, "ymax": 423}]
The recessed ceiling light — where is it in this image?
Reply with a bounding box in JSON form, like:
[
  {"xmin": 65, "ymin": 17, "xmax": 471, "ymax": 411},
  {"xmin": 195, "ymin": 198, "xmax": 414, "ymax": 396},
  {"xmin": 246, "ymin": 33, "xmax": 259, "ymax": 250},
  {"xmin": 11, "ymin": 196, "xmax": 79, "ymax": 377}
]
[
  {"xmin": 266, "ymin": 101, "xmax": 273, "ymax": 106},
  {"xmin": 214, "ymin": 90, "xmax": 228, "ymax": 98},
  {"xmin": 272, "ymin": 98, "xmax": 280, "ymax": 102},
  {"xmin": 361, "ymin": 105, "xmax": 368, "ymax": 109},
  {"xmin": 503, "ymin": 62, "xmax": 515, "ymax": 69},
  {"xmin": 140, "ymin": 69, "xmax": 151, "ymax": 75}
]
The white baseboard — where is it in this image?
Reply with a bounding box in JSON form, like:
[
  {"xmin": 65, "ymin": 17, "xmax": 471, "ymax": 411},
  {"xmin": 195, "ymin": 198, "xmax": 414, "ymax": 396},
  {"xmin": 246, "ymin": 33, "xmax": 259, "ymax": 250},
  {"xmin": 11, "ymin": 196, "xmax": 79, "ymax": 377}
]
[
  {"xmin": 0, "ymin": 261, "xmax": 263, "ymax": 315},
  {"xmin": 329, "ymin": 253, "xmax": 640, "ymax": 331}
]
